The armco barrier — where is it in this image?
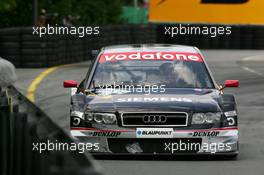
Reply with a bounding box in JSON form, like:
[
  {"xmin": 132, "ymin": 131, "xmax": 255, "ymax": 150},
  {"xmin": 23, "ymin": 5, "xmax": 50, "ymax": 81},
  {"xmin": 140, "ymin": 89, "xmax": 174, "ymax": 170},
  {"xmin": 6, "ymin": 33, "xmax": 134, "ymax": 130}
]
[
  {"xmin": 0, "ymin": 86, "xmax": 101, "ymax": 175},
  {"xmin": 156, "ymin": 24, "xmax": 264, "ymax": 49},
  {"xmin": 0, "ymin": 24, "xmax": 264, "ymax": 68},
  {"xmin": 0, "ymin": 25, "xmax": 156, "ymax": 68}
]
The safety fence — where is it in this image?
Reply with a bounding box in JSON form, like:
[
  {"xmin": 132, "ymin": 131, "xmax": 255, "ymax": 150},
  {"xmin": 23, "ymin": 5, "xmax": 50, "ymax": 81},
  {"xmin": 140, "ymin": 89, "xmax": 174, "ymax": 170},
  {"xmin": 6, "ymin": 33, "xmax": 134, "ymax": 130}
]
[
  {"xmin": 157, "ymin": 24, "xmax": 264, "ymax": 50},
  {"xmin": 0, "ymin": 85, "xmax": 101, "ymax": 175},
  {"xmin": 0, "ymin": 24, "xmax": 264, "ymax": 68},
  {"xmin": 0, "ymin": 25, "xmax": 156, "ymax": 68}
]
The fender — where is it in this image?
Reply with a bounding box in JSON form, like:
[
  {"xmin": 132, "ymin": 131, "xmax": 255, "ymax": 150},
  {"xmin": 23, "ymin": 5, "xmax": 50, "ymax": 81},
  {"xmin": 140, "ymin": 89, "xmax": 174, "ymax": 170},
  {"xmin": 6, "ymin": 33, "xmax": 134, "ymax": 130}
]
[
  {"xmin": 219, "ymin": 94, "xmax": 237, "ymax": 112},
  {"xmin": 219, "ymin": 94, "xmax": 238, "ymax": 127}
]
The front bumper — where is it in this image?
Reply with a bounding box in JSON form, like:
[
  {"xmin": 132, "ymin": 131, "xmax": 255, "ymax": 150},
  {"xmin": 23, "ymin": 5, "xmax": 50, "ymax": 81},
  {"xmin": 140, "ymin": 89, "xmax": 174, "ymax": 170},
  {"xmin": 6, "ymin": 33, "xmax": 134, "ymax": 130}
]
[{"xmin": 71, "ymin": 127, "xmax": 238, "ymax": 155}]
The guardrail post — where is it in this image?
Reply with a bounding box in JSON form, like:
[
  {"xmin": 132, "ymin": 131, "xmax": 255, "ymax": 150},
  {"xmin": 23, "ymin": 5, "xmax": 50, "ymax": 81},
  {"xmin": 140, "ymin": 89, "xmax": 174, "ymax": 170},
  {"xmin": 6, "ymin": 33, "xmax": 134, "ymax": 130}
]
[{"xmin": 0, "ymin": 90, "xmax": 10, "ymax": 175}]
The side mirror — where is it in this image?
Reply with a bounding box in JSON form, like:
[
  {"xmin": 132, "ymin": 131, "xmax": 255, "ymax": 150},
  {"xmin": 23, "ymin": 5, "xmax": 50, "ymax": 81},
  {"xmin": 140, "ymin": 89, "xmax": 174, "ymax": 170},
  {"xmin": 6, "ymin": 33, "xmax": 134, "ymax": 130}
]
[
  {"xmin": 225, "ymin": 80, "xmax": 239, "ymax": 88},
  {"xmin": 63, "ymin": 80, "xmax": 78, "ymax": 88}
]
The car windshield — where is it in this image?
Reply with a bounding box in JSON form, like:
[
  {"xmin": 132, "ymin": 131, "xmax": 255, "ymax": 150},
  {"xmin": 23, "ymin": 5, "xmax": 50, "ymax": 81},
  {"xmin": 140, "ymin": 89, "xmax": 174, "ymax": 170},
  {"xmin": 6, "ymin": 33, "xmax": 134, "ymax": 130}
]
[{"xmin": 90, "ymin": 57, "xmax": 214, "ymax": 89}]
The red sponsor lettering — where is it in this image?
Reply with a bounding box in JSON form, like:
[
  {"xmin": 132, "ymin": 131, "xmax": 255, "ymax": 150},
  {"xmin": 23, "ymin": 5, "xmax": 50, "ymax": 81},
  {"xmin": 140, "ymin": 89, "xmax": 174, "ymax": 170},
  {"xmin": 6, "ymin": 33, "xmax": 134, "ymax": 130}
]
[{"xmin": 99, "ymin": 52, "xmax": 203, "ymax": 63}]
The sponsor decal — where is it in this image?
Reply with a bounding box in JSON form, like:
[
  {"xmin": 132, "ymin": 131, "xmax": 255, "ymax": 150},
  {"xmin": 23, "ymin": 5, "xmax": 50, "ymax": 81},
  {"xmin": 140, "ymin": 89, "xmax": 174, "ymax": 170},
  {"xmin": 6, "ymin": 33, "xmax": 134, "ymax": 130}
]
[
  {"xmin": 99, "ymin": 52, "xmax": 203, "ymax": 63},
  {"xmin": 224, "ymin": 110, "xmax": 237, "ymax": 117},
  {"xmin": 136, "ymin": 128, "xmax": 173, "ymax": 138},
  {"xmin": 116, "ymin": 97, "xmax": 192, "ymax": 103},
  {"xmin": 227, "ymin": 117, "xmax": 236, "ymax": 126},
  {"xmin": 89, "ymin": 131, "xmax": 121, "ymax": 137},
  {"xmin": 192, "ymin": 131, "xmax": 219, "ymax": 137},
  {"xmin": 142, "ymin": 115, "xmax": 167, "ymax": 124},
  {"xmin": 225, "ymin": 111, "xmax": 237, "ymax": 126}
]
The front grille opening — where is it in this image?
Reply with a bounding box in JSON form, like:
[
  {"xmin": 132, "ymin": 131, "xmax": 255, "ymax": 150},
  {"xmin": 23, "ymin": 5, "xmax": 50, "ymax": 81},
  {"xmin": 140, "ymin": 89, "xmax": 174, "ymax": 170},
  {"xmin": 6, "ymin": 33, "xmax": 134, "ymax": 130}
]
[{"xmin": 121, "ymin": 112, "xmax": 188, "ymax": 127}]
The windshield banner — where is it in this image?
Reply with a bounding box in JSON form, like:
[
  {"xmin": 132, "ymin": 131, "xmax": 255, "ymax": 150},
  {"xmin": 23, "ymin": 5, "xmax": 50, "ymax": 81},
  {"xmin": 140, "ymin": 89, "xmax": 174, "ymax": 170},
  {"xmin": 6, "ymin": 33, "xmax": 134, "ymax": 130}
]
[{"xmin": 99, "ymin": 52, "xmax": 203, "ymax": 63}]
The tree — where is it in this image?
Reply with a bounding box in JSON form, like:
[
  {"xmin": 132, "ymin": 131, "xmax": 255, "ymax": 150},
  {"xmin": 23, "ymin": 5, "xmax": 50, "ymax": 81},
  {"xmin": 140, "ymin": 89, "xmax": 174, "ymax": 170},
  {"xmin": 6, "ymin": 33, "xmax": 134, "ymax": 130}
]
[
  {"xmin": 0, "ymin": 0, "xmax": 33, "ymax": 27},
  {"xmin": 0, "ymin": 0, "xmax": 16, "ymax": 12},
  {"xmin": 0, "ymin": 0, "xmax": 124, "ymax": 28}
]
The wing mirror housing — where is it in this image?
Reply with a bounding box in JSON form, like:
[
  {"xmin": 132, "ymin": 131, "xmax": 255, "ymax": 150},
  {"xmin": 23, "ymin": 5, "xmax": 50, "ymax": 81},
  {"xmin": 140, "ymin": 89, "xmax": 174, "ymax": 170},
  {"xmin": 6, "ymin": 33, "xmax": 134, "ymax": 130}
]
[
  {"xmin": 63, "ymin": 80, "xmax": 78, "ymax": 88},
  {"xmin": 225, "ymin": 80, "xmax": 239, "ymax": 87},
  {"xmin": 219, "ymin": 80, "xmax": 239, "ymax": 91}
]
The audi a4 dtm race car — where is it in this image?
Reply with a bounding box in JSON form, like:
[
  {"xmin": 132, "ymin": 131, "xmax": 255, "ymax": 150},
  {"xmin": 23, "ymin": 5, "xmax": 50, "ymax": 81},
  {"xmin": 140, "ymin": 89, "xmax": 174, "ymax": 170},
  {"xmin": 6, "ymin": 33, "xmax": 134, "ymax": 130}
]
[{"xmin": 64, "ymin": 44, "xmax": 239, "ymax": 157}]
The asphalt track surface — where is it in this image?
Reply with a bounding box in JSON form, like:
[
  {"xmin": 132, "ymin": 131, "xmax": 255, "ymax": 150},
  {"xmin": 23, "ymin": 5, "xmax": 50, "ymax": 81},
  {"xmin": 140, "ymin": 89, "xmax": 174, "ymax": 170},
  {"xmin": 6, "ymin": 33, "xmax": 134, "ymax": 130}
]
[{"xmin": 15, "ymin": 50, "xmax": 264, "ymax": 175}]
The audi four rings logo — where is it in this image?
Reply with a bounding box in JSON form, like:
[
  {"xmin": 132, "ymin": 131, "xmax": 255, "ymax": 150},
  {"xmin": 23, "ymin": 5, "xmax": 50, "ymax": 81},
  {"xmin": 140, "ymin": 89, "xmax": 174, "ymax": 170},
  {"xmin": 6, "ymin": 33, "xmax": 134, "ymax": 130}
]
[{"xmin": 142, "ymin": 115, "xmax": 167, "ymax": 123}]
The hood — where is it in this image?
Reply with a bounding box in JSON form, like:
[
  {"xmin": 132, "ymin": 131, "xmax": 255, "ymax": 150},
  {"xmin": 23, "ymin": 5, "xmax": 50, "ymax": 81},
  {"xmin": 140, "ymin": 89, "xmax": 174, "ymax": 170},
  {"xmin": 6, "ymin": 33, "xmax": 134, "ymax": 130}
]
[{"xmin": 85, "ymin": 88, "xmax": 221, "ymax": 113}]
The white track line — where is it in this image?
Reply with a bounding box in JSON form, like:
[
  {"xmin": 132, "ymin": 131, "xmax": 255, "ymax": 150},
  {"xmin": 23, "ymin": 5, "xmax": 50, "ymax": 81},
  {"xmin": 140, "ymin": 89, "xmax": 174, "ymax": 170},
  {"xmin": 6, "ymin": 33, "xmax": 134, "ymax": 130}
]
[{"xmin": 240, "ymin": 56, "xmax": 264, "ymax": 78}]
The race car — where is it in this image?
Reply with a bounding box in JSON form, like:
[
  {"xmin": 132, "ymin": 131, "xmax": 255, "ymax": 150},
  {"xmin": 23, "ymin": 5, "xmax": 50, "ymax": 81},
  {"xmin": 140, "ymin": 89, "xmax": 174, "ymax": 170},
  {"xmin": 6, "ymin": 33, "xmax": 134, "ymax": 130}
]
[{"xmin": 64, "ymin": 44, "xmax": 239, "ymax": 157}]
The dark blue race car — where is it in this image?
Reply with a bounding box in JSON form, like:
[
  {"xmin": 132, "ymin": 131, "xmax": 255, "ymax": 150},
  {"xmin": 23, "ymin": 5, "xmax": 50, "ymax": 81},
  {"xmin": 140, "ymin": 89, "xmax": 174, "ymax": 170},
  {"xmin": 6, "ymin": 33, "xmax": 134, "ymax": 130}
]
[{"xmin": 64, "ymin": 44, "xmax": 239, "ymax": 157}]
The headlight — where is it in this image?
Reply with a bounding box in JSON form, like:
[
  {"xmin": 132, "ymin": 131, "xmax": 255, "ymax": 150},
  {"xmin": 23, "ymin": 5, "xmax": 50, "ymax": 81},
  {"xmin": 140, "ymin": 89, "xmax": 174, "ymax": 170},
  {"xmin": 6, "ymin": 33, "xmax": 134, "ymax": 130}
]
[
  {"xmin": 94, "ymin": 113, "xmax": 104, "ymax": 123},
  {"xmin": 192, "ymin": 112, "xmax": 221, "ymax": 124},
  {"xmin": 102, "ymin": 113, "xmax": 116, "ymax": 124},
  {"xmin": 84, "ymin": 111, "xmax": 93, "ymax": 121},
  {"xmin": 192, "ymin": 113, "xmax": 206, "ymax": 124},
  {"xmin": 84, "ymin": 111, "xmax": 116, "ymax": 124}
]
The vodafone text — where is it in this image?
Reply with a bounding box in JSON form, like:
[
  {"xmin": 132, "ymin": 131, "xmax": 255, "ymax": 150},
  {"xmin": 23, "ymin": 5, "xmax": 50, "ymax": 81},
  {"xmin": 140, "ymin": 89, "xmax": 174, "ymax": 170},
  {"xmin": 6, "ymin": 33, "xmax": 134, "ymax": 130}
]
[{"xmin": 99, "ymin": 52, "xmax": 203, "ymax": 63}]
